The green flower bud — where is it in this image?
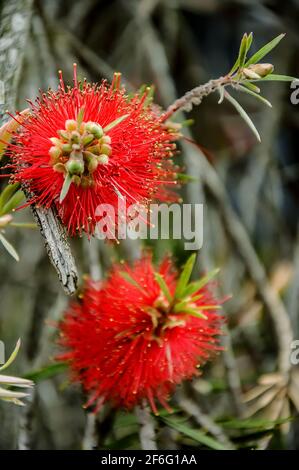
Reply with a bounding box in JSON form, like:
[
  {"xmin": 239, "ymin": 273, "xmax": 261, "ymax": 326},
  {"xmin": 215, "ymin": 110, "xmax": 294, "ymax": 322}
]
[
  {"xmin": 70, "ymin": 131, "xmax": 81, "ymax": 144},
  {"xmin": 97, "ymin": 154, "xmax": 109, "ymax": 165},
  {"xmin": 66, "ymin": 158, "xmax": 84, "ymax": 175},
  {"xmin": 72, "ymin": 175, "xmax": 81, "ymax": 186},
  {"xmin": 49, "ymin": 145, "xmax": 61, "ymax": 162},
  {"xmin": 82, "ymin": 133, "xmax": 95, "ymax": 146},
  {"xmin": 100, "ymin": 143, "xmax": 112, "ymax": 156},
  {"xmin": 53, "ymin": 163, "xmax": 66, "ymax": 173},
  {"xmin": 87, "ymin": 144, "xmax": 100, "ymax": 155},
  {"xmin": 85, "ymin": 122, "xmax": 103, "ymax": 139},
  {"xmin": 100, "ymin": 135, "xmax": 112, "ymax": 145},
  {"xmin": 65, "ymin": 119, "xmax": 78, "ymax": 131},
  {"xmin": 58, "ymin": 129, "xmax": 70, "ymax": 141},
  {"xmin": 49, "ymin": 137, "xmax": 62, "ymax": 147},
  {"xmin": 88, "ymin": 158, "xmax": 99, "ymax": 173},
  {"xmin": 61, "ymin": 143, "xmax": 73, "ymax": 153}
]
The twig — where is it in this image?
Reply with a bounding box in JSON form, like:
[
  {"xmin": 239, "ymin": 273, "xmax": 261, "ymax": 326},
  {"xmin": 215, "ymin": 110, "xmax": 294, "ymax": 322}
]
[
  {"xmin": 135, "ymin": 401, "xmax": 158, "ymax": 450},
  {"xmin": 163, "ymin": 76, "xmax": 231, "ymax": 121},
  {"xmin": 221, "ymin": 325, "xmax": 245, "ymax": 417}
]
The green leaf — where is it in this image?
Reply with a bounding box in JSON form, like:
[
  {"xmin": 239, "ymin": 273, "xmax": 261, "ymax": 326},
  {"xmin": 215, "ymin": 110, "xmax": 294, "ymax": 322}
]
[
  {"xmin": 224, "ymin": 91, "xmax": 261, "ymax": 142},
  {"xmin": 181, "ymin": 267, "xmax": 220, "ymax": 298},
  {"xmin": 0, "ymin": 190, "xmax": 25, "ymax": 216},
  {"xmin": 0, "ymin": 339, "xmax": 21, "ymax": 372},
  {"xmin": 229, "ymin": 32, "xmax": 253, "ymax": 75},
  {"xmin": 218, "ymin": 86, "xmax": 225, "ymax": 104},
  {"xmin": 154, "ymin": 272, "xmax": 172, "ymax": 303},
  {"xmin": 237, "ymin": 85, "xmax": 272, "ymax": 107},
  {"xmin": 221, "ymin": 417, "xmax": 292, "ymax": 430},
  {"xmin": 246, "ymin": 32, "xmax": 253, "ymax": 52},
  {"xmin": 59, "ymin": 174, "xmax": 73, "ymax": 203},
  {"xmin": 76, "ymin": 107, "xmax": 85, "ymax": 127},
  {"xmin": 238, "ymin": 33, "xmax": 249, "ymax": 69},
  {"xmin": 162, "ymin": 417, "xmax": 229, "ymax": 450},
  {"xmin": 176, "ymin": 173, "xmax": 197, "ymax": 183},
  {"xmin": 174, "ymin": 253, "xmax": 197, "ymax": 299},
  {"xmin": 242, "ymin": 81, "xmax": 261, "ymax": 93},
  {"xmin": 103, "ymin": 114, "xmax": 129, "ymax": 132},
  {"xmin": 173, "ymin": 302, "xmax": 207, "ymax": 319},
  {"xmin": 0, "ymin": 233, "xmax": 19, "ymax": 261},
  {"xmin": 255, "ymin": 74, "xmax": 298, "ymax": 82},
  {"xmin": 0, "ymin": 183, "xmax": 20, "ymax": 212},
  {"xmin": 244, "ymin": 33, "xmax": 285, "ymax": 67},
  {"xmin": 24, "ymin": 363, "xmax": 67, "ymax": 382},
  {"xmin": 143, "ymin": 85, "xmax": 155, "ymax": 107}
]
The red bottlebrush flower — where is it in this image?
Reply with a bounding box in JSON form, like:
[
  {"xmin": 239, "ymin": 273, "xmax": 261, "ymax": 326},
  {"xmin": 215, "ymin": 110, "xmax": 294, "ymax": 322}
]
[
  {"xmin": 58, "ymin": 254, "xmax": 224, "ymax": 413},
  {"xmin": 6, "ymin": 66, "xmax": 179, "ymax": 236}
]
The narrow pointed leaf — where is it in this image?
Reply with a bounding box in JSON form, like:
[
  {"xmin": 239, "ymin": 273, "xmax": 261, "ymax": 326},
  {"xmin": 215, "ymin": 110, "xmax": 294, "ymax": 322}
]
[
  {"xmin": 246, "ymin": 32, "xmax": 253, "ymax": 52},
  {"xmin": 162, "ymin": 417, "xmax": 229, "ymax": 450},
  {"xmin": 0, "ymin": 233, "xmax": 19, "ymax": 261},
  {"xmin": 154, "ymin": 272, "xmax": 172, "ymax": 303},
  {"xmin": 0, "ymin": 374, "xmax": 33, "ymax": 387},
  {"xmin": 242, "ymin": 81, "xmax": 261, "ymax": 93},
  {"xmin": 174, "ymin": 253, "xmax": 197, "ymax": 299},
  {"xmin": 0, "ymin": 387, "xmax": 29, "ymax": 399},
  {"xmin": 179, "ymin": 306, "xmax": 208, "ymax": 320},
  {"xmin": 0, "ymin": 339, "xmax": 21, "ymax": 372},
  {"xmin": 244, "ymin": 33, "xmax": 285, "ymax": 67},
  {"xmin": 225, "ymin": 91, "xmax": 261, "ymax": 142},
  {"xmin": 176, "ymin": 173, "xmax": 197, "ymax": 182},
  {"xmin": 238, "ymin": 33, "xmax": 249, "ymax": 69},
  {"xmin": 237, "ymin": 85, "xmax": 272, "ymax": 107},
  {"xmin": 0, "ymin": 190, "xmax": 25, "ymax": 216},
  {"xmin": 104, "ymin": 114, "xmax": 129, "ymax": 132},
  {"xmin": 218, "ymin": 87, "xmax": 225, "ymax": 104},
  {"xmin": 59, "ymin": 174, "xmax": 73, "ymax": 203},
  {"xmin": 0, "ymin": 183, "xmax": 20, "ymax": 212},
  {"xmin": 256, "ymin": 74, "xmax": 298, "ymax": 82},
  {"xmin": 76, "ymin": 107, "xmax": 85, "ymax": 127},
  {"xmin": 181, "ymin": 267, "xmax": 220, "ymax": 299}
]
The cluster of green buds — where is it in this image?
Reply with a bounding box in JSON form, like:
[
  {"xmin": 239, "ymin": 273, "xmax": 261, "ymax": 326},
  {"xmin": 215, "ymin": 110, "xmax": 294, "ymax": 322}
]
[{"xmin": 49, "ymin": 112, "xmax": 113, "ymax": 202}]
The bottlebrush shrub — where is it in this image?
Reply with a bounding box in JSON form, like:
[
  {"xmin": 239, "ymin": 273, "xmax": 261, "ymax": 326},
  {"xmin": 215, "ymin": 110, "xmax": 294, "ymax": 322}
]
[
  {"xmin": 6, "ymin": 66, "xmax": 179, "ymax": 237},
  {"xmin": 58, "ymin": 254, "xmax": 224, "ymax": 414}
]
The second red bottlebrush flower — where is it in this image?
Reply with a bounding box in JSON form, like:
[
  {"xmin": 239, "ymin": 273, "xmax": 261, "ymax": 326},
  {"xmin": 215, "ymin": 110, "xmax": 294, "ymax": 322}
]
[
  {"xmin": 58, "ymin": 254, "xmax": 224, "ymax": 414},
  {"xmin": 6, "ymin": 66, "xmax": 178, "ymax": 236}
]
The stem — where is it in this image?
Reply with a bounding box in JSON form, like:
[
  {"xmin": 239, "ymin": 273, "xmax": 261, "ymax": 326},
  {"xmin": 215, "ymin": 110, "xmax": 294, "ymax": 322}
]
[
  {"xmin": 135, "ymin": 401, "xmax": 158, "ymax": 450},
  {"xmin": 162, "ymin": 76, "xmax": 232, "ymax": 121}
]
